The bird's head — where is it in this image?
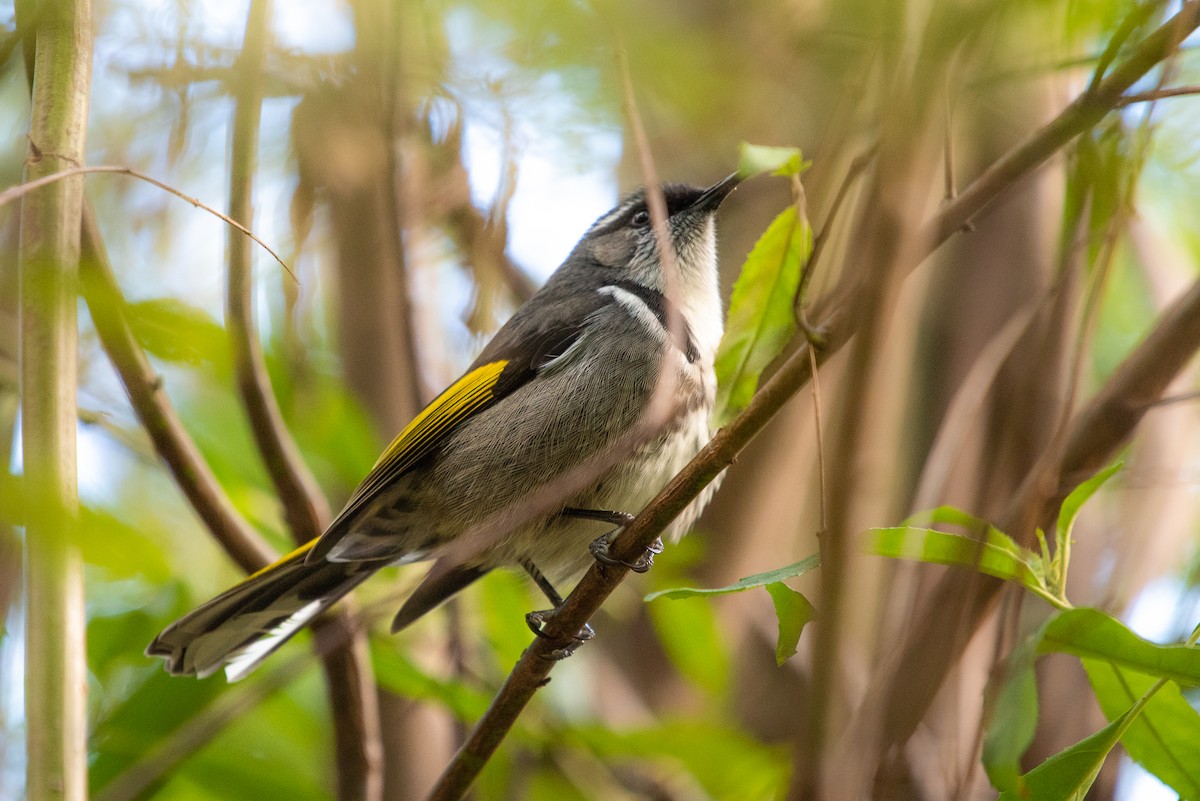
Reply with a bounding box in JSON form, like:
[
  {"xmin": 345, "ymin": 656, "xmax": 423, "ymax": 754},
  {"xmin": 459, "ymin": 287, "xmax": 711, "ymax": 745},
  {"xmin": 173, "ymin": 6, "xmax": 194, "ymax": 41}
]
[{"xmin": 571, "ymin": 174, "xmax": 741, "ymax": 293}]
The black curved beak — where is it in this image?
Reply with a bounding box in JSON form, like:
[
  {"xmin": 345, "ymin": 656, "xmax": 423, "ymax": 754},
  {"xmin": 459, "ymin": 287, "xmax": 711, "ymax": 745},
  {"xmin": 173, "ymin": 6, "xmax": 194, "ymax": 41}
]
[{"xmin": 690, "ymin": 173, "xmax": 742, "ymax": 214}]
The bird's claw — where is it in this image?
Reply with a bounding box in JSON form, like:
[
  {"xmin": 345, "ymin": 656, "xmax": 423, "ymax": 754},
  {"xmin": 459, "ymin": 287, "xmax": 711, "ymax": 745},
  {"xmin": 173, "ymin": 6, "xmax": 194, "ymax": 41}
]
[
  {"xmin": 588, "ymin": 530, "xmax": 663, "ymax": 574},
  {"xmin": 525, "ymin": 608, "xmax": 595, "ymax": 659}
]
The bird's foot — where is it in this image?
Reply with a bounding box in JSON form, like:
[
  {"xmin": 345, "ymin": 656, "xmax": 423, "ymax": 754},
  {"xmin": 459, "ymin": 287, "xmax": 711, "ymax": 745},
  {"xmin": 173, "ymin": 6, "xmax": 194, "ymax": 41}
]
[
  {"xmin": 588, "ymin": 529, "xmax": 664, "ymax": 574},
  {"xmin": 525, "ymin": 608, "xmax": 595, "ymax": 660}
]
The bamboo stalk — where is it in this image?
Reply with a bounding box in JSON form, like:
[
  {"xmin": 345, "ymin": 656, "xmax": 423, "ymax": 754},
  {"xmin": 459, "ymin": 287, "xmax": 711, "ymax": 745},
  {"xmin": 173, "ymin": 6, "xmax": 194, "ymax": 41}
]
[{"xmin": 18, "ymin": 1, "xmax": 93, "ymax": 800}]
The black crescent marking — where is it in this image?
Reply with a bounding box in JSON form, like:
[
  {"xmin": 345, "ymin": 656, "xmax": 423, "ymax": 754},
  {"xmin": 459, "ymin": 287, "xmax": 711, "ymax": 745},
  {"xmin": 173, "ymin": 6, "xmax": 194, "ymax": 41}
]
[{"xmin": 609, "ymin": 280, "xmax": 699, "ymax": 363}]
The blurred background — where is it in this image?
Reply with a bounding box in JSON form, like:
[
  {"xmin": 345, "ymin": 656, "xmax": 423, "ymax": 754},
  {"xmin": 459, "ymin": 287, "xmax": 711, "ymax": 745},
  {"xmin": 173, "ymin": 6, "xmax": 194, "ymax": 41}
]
[{"xmin": 2, "ymin": 0, "xmax": 1200, "ymax": 799}]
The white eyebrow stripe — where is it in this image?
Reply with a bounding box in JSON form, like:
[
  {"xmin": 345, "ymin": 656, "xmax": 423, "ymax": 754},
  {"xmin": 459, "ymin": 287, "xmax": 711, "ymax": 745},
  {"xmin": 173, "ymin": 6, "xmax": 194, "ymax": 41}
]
[
  {"xmin": 597, "ymin": 285, "xmax": 665, "ymax": 337},
  {"xmin": 588, "ymin": 197, "xmax": 640, "ymax": 232}
]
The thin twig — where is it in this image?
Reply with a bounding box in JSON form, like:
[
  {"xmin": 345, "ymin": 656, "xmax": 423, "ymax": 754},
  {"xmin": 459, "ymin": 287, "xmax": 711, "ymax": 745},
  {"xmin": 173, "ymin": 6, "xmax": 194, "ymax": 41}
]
[
  {"xmin": 807, "ymin": 344, "xmax": 828, "ymax": 535},
  {"xmin": 1150, "ymin": 389, "xmax": 1200, "ymax": 407},
  {"xmin": 1116, "ymin": 84, "xmax": 1200, "ymax": 105},
  {"xmin": 928, "ymin": 1, "xmax": 1200, "ymax": 244},
  {"xmin": 423, "ymin": 6, "xmax": 1200, "ymax": 799},
  {"xmin": 616, "ymin": 46, "xmax": 686, "ymax": 429},
  {"xmin": 803, "ymin": 145, "xmax": 876, "ymax": 308},
  {"xmin": 0, "ymin": 164, "xmax": 296, "ymax": 282},
  {"xmin": 972, "ymin": 42, "xmax": 1200, "ymax": 90},
  {"xmin": 791, "ymin": 175, "xmax": 824, "ymax": 342},
  {"xmin": 943, "ymin": 73, "xmax": 957, "ymax": 201}
]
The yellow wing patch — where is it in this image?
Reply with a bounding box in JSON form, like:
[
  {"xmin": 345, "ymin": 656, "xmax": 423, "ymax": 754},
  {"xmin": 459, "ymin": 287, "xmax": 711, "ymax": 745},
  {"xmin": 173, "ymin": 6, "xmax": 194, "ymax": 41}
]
[
  {"xmin": 370, "ymin": 359, "xmax": 509, "ymax": 474},
  {"xmin": 315, "ymin": 360, "xmax": 510, "ymax": 550},
  {"xmin": 247, "ymin": 538, "xmax": 317, "ymax": 581}
]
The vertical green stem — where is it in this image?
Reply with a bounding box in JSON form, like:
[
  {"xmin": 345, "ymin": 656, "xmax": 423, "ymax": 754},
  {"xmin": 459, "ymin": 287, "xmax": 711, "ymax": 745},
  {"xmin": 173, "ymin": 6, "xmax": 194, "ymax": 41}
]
[{"xmin": 18, "ymin": 1, "xmax": 93, "ymax": 800}]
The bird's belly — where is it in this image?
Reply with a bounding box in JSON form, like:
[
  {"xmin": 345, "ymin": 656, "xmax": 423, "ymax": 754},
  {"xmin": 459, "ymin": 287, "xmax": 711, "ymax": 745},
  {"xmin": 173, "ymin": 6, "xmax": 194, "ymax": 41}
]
[
  {"xmin": 338, "ymin": 354, "xmax": 721, "ymax": 583},
  {"xmin": 498, "ymin": 403, "xmax": 722, "ymax": 585}
]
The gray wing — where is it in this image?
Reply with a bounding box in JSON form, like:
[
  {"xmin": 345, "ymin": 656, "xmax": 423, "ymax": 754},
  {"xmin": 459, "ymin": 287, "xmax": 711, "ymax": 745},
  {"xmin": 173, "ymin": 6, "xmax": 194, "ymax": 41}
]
[{"xmin": 308, "ymin": 279, "xmax": 621, "ymax": 563}]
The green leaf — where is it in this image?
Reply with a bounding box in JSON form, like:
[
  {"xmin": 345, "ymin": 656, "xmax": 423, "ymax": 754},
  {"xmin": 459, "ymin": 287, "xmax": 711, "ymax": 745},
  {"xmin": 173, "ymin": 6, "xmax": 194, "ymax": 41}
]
[
  {"xmin": 864, "ymin": 526, "xmax": 1046, "ymax": 596},
  {"xmin": 1084, "ymin": 658, "xmax": 1200, "ymax": 800},
  {"xmin": 983, "ymin": 629, "xmax": 1044, "ymax": 795},
  {"xmin": 902, "ymin": 505, "xmax": 990, "ymax": 530},
  {"xmin": 177, "ymin": 671, "xmax": 328, "ymax": 801},
  {"xmin": 1000, "ymin": 710, "xmax": 1129, "ymax": 801},
  {"xmin": 713, "ymin": 203, "xmax": 812, "ymax": 425},
  {"xmin": 1055, "ymin": 461, "xmax": 1121, "ymax": 542},
  {"xmin": 78, "ymin": 505, "xmax": 172, "ymax": 582},
  {"xmin": 1040, "ymin": 608, "xmax": 1200, "ymax": 685},
  {"xmin": 644, "ymin": 553, "xmax": 821, "ymax": 601},
  {"xmin": 90, "ymin": 667, "xmax": 227, "ymax": 793},
  {"xmin": 648, "ymin": 587, "xmax": 730, "ymax": 693},
  {"xmin": 765, "ymin": 582, "xmax": 815, "ymax": 665},
  {"xmin": 477, "ymin": 571, "xmax": 542, "ymax": 669},
  {"xmin": 125, "ymin": 298, "xmax": 227, "ymax": 367},
  {"xmin": 369, "ymin": 641, "xmax": 492, "ymax": 721},
  {"xmin": 737, "ymin": 142, "xmax": 811, "ymax": 178},
  {"xmin": 573, "ymin": 719, "xmax": 788, "ymax": 801}
]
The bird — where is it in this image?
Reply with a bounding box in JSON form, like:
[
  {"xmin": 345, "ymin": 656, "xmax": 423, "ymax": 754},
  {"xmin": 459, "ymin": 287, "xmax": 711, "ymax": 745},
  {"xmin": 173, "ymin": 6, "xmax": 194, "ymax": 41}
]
[{"xmin": 147, "ymin": 174, "xmax": 740, "ymax": 680}]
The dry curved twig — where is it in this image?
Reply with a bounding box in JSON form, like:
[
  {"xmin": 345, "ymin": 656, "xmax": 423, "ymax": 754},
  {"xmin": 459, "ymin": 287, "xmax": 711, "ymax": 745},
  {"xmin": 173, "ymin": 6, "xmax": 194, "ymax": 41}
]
[{"xmin": 0, "ymin": 164, "xmax": 295, "ymax": 281}]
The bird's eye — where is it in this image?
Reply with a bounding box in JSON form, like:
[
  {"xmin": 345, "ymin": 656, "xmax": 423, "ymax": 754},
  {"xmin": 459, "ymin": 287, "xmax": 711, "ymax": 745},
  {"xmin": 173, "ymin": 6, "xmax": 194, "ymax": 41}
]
[{"xmin": 630, "ymin": 209, "xmax": 651, "ymax": 228}]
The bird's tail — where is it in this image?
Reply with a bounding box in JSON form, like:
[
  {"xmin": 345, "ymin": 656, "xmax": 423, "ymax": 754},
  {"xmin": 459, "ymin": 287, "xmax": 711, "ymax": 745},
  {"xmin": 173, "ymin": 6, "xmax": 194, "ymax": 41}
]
[{"xmin": 147, "ymin": 542, "xmax": 373, "ymax": 681}]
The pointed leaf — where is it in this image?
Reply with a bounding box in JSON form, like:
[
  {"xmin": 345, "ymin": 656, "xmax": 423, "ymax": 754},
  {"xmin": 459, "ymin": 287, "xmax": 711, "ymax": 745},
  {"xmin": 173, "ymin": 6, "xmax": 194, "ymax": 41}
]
[
  {"xmin": 1084, "ymin": 658, "xmax": 1200, "ymax": 800},
  {"xmin": 645, "ymin": 553, "xmax": 821, "ymax": 601},
  {"xmin": 1000, "ymin": 710, "xmax": 1129, "ymax": 801},
  {"xmin": 765, "ymin": 582, "xmax": 815, "ymax": 665},
  {"xmin": 713, "ymin": 203, "xmax": 812, "ymax": 425},
  {"xmin": 902, "ymin": 505, "xmax": 990, "ymax": 530},
  {"xmin": 737, "ymin": 142, "xmax": 811, "ymax": 178},
  {"xmin": 983, "ymin": 629, "xmax": 1044, "ymax": 795},
  {"xmin": 864, "ymin": 526, "xmax": 1045, "ymax": 595},
  {"xmin": 1056, "ymin": 461, "xmax": 1121, "ymax": 541},
  {"xmin": 1040, "ymin": 608, "xmax": 1200, "ymax": 685}
]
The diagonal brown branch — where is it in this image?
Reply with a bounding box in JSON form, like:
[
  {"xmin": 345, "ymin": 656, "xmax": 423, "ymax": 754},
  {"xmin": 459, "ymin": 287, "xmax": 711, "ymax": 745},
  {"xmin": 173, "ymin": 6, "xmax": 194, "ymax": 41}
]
[
  {"xmin": 224, "ymin": 3, "xmax": 381, "ymax": 800},
  {"xmin": 79, "ymin": 207, "xmax": 275, "ymax": 574},
  {"xmin": 927, "ymin": 1, "xmax": 1200, "ymax": 246},
  {"xmin": 226, "ymin": 0, "xmax": 330, "ymax": 541},
  {"xmin": 423, "ymin": 3, "xmax": 1200, "ymax": 799}
]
